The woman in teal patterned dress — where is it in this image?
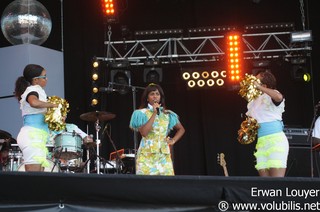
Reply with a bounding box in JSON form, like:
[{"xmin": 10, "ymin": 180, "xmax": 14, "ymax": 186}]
[{"xmin": 129, "ymin": 84, "xmax": 185, "ymax": 175}]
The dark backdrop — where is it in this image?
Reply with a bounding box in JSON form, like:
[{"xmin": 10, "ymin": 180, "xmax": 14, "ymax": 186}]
[{"xmin": 0, "ymin": 0, "xmax": 319, "ymax": 176}]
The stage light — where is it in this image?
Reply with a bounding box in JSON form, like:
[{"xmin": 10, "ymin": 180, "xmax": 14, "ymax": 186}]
[
  {"xmin": 187, "ymin": 26, "xmax": 237, "ymax": 34},
  {"xmin": 188, "ymin": 80, "xmax": 196, "ymax": 88},
  {"xmin": 207, "ymin": 79, "xmax": 214, "ymax": 87},
  {"xmin": 251, "ymin": 60, "xmax": 270, "ymax": 75},
  {"xmin": 192, "ymin": 72, "xmax": 200, "ymax": 79},
  {"xmin": 290, "ymin": 30, "xmax": 312, "ymax": 43},
  {"xmin": 216, "ymin": 79, "xmax": 224, "ymax": 86},
  {"xmin": 202, "ymin": 71, "xmax": 210, "ymax": 79},
  {"xmin": 92, "ymin": 73, "xmax": 99, "ymax": 81},
  {"xmin": 101, "ymin": 0, "xmax": 118, "ymax": 24},
  {"xmin": 143, "ymin": 59, "xmax": 163, "ymax": 83},
  {"xmin": 291, "ymin": 65, "xmax": 309, "ymax": 82},
  {"xmin": 182, "ymin": 72, "xmax": 190, "ymax": 80},
  {"xmin": 143, "ymin": 67, "xmax": 163, "ymax": 83},
  {"xmin": 197, "ymin": 80, "xmax": 205, "ymax": 87},
  {"xmin": 244, "ymin": 22, "xmax": 294, "ymax": 32},
  {"xmin": 290, "ymin": 57, "xmax": 310, "ymax": 82},
  {"xmin": 303, "ymin": 73, "xmax": 311, "ymax": 82},
  {"xmin": 182, "ymin": 68, "xmax": 227, "ymax": 89},
  {"xmin": 110, "ymin": 70, "xmax": 131, "ymax": 95},
  {"xmin": 93, "ymin": 61, "xmax": 99, "ymax": 68},
  {"xmin": 227, "ymin": 32, "xmax": 242, "ymax": 83},
  {"xmin": 135, "ymin": 29, "xmax": 183, "ymax": 37},
  {"xmin": 91, "ymin": 98, "xmax": 98, "ymax": 106},
  {"xmin": 91, "ymin": 57, "xmax": 101, "ymax": 107},
  {"xmin": 92, "ymin": 86, "xmax": 99, "ymax": 94}
]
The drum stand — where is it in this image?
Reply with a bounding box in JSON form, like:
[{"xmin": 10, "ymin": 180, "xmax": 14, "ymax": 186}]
[
  {"xmin": 94, "ymin": 119, "xmax": 101, "ymax": 174},
  {"xmin": 52, "ymin": 147, "xmax": 63, "ymax": 172}
]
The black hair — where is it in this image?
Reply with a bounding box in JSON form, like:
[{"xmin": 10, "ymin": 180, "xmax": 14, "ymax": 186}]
[
  {"xmin": 139, "ymin": 83, "xmax": 167, "ymax": 110},
  {"xmin": 14, "ymin": 64, "xmax": 45, "ymax": 101}
]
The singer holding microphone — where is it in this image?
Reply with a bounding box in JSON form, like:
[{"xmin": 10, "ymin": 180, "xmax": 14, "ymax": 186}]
[{"xmin": 129, "ymin": 83, "xmax": 185, "ymax": 175}]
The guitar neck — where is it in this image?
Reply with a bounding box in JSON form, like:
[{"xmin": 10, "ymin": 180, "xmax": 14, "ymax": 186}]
[{"xmin": 222, "ymin": 166, "xmax": 229, "ymax": 177}]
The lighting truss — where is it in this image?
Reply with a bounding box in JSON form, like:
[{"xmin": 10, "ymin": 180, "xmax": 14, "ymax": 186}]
[{"xmin": 97, "ymin": 31, "xmax": 311, "ymax": 66}]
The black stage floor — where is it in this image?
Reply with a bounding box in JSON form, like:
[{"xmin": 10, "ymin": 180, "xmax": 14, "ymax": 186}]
[{"xmin": 1, "ymin": 172, "xmax": 320, "ymax": 212}]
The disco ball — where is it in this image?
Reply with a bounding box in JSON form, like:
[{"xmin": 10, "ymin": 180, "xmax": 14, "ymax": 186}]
[{"xmin": 1, "ymin": 0, "xmax": 52, "ymax": 45}]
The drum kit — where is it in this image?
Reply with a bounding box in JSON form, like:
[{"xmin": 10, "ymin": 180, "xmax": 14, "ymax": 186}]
[{"xmin": 0, "ymin": 111, "xmax": 134, "ymax": 174}]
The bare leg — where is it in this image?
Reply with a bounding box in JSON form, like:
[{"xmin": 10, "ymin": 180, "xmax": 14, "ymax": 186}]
[
  {"xmin": 269, "ymin": 168, "xmax": 286, "ymax": 177},
  {"xmin": 258, "ymin": 169, "xmax": 270, "ymax": 177},
  {"xmin": 25, "ymin": 164, "xmax": 43, "ymax": 172}
]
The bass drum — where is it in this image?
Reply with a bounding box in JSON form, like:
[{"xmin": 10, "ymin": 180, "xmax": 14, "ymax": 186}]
[{"xmin": 17, "ymin": 159, "xmax": 60, "ymax": 172}]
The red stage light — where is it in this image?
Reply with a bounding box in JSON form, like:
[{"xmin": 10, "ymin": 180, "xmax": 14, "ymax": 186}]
[{"xmin": 226, "ymin": 32, "xmax": 242, "ymax": 83}]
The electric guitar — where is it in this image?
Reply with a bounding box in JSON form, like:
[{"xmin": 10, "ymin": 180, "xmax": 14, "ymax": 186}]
[{"xmin": 217, "ymin": 153, "xmax": 229, "ymax": 177}]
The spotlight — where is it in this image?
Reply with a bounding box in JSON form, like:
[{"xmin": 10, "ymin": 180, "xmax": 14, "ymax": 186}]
[
  {"xmin": 182, "ymin": 72, "xmax": 190, "ymax": 80},
  {"xmin": 143, "ymin": 59, "xmax": 163, "ymax": 84},
  {"xmin": 182, "ymin": 68, "xmax": 227, "ymax": 89},
  {"xmin": 101, "ymin": 0, "xmax": 118, "ymax": 24},
  {"xmin": 291, "ymin": 65, "xmax": 308, "ymax": 82},
  {"xmin": 303, "ymin": 73, "xmax": 311, "ymax": 82},
  {"xmin": 91, "ymin": 98, "xmax": 98, "ymax": 106},
  {"xmin": 92, "ymin": 73, "xmax": 99, "ymax": 81},
  {"xmin": 227, "ymin": 32, "xmax": 242, "ymax": 83},
  {"xmin": 93, "ymin": 61, "xmax": 99, "ymax": 68},
  {"xmin": 144, "ymin": 67, "xmax": 163, "ymax": 83},
  {"xmin": 290, "ymin": 30, "xmax": 312, "ymax": 43},
  {"xmin": 290, "ymin": 57, "xmax": 309, "ymax": 82},
  {"xmin": 110, "ymin": 70, "xmax": 131, "ymax": 94}
]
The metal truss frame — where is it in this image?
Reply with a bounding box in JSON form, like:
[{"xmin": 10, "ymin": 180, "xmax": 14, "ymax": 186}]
[{"xmin": 97, "ymin": 31, "xmax": 312, "ymax": 66}]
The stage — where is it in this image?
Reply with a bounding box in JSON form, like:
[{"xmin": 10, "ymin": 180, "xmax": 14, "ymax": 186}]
[{"xmin": 0, "ymin": 172, "xmax": 320, "ymax": 211}]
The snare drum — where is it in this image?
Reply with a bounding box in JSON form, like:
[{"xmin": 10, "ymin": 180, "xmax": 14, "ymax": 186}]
[
  {"xmin": 54, "ymin": 132, "xmax": 83, "ymax": 160},
  {"xmin": 17, "ymin": 159, "xmax": 60, "ymax": 172}
]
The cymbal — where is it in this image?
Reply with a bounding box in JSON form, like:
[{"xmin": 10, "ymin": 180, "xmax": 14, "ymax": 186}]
[
  {"xmin": 0, "ymin": 130, "xmax": 12, "ymax": 139},
  {"xmin": 80, "ymin": 111, "xmax": 116, "ymax": 122}
]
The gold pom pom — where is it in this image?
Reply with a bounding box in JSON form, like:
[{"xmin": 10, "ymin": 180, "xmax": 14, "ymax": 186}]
[
  {"xmin": 238, "ymin": 73, "xmax": 262, "ymax": 102},
  {"xmin": 45, "ymin": 96, "xmax": 70, "ymax": 131},
  {"xmin": 237, "ymin": 116, "xmax": 259, "ymax": 145}
]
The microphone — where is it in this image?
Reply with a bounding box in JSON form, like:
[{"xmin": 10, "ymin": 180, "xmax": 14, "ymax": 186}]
[
  {"xmin": 154, "ymin": 100, "xmax": 160, "ymax": 115},
  {"xmin": 99, "ymin": 87, "xmax": 117, "ymax": 93}
]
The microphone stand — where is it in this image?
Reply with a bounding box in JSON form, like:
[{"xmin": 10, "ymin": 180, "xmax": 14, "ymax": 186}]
[
  {"xmin": 109, "ymin": 82, "xmax": 145, "ymax": 170},
  {"xmin": 307, "ymin": 105, "xmax": 318, "ymax": 178}
]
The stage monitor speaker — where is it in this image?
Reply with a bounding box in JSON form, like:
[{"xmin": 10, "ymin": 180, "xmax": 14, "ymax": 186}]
[
  {"xmin": 284, "ymin": 128, "xmax": 309, "ymax": 146},
  {"xmin": 286, "ymin": 146, "xmax": 312, "ymax": 177}
]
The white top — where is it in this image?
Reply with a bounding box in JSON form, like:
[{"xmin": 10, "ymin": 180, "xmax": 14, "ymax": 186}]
[
  {"xmin": 20, "ymin": 85, "xmax": 47, "ymax": 116},
  {"xmin": 312, "ymin": 117, "xmax": 320, "ymax": 139},
  {"xmin": 246, "ymin": 92, "xmax": 285, "ymax": 123}
]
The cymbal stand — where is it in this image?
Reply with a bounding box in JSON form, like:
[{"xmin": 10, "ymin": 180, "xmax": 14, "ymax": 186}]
[
  {"xmin": 86, "ymin": 148, "xmax": 90, "ymax": 174},
  {"xmin": 94, "ymin": 119, "xmax": 101, "ymax": 174},
  {"xmin": 8, "ymin": 149, "xmax": 14, "ymax": 171},
  {"xmin": 104, "ymin": 126, "xmax": 124, "ymax": 174}
]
